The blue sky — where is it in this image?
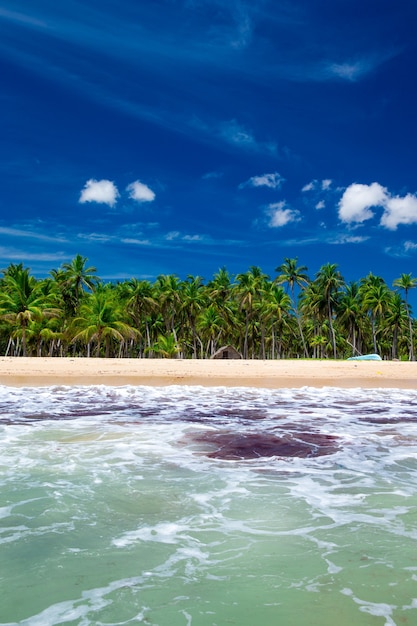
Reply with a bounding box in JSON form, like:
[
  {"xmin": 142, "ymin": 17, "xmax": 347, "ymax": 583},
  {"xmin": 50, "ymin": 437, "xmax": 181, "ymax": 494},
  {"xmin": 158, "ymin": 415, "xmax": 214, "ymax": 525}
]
[{"xmin": 1, "ymin": 0, "xmax": 417, "ymax": 295}]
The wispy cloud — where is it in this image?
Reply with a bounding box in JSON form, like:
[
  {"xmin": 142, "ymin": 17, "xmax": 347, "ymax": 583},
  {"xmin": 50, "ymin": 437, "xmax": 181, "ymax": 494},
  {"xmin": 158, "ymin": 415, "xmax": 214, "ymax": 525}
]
[
  {"xmin": 239, "ymin": 172, "xmax": 284, "ymax": 189},
  {"xmin": 329, "ymin": 234, "xmax": 369, "ymax": 245},
  {"xmin": 0, "ymin": 7, "xmax": 46, "ymax": 28},
  {"xmin": 0, "ymin": 226, "xmax": 66, "ymax": 243},
  {"xmin": 77, "ymin": 232, "xmax": 113, "ymax": 243},
  {"xmin": 79, "ymin": 179, "xmax": 119, "ymax": 207},
  {"xmin": 120, "ymin": 238, "xmax": 151, "ymax": 246},
  {"xmin": 218, "ymin": 119, "xmax": 277, "ymax": 154},
  {"xmin": 165, "ymin": 231, "xmax": 207, "ymax": 243},
  {"xmin": 202, "ymin": 170, "xmax": 224, "ymax": 180},
  {"xmin": 0, "ymin": 246, "xmax": 67, "ymax": 262},
  {"xmin": 326, "ymin": 60, "xmax": 372, "ymax": 81},
  {"xmin": 186, "ymin": 0, "xmax": 254, "ymax": 50},
  {"xmin": 308, "ymin": 49, "xmax": 400, "ymax": 83}
]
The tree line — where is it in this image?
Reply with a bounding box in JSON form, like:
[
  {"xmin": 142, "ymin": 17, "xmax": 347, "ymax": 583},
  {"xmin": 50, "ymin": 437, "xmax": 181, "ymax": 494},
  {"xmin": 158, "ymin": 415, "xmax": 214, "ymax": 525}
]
[{"xmin": 0, "ymin": 255, "xmax": 415, "ymax": 360}]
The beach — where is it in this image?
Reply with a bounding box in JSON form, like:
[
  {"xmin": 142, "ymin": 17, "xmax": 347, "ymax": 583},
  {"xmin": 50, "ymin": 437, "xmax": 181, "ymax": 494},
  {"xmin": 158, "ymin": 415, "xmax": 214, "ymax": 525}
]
[{"xmin": 0, "ymin": 356, "xmax": 416, "ymax": 388}]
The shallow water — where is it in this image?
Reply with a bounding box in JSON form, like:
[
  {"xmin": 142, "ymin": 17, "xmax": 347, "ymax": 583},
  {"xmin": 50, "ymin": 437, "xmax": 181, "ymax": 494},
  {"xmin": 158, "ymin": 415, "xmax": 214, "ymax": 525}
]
[{"xmin": 1, "ymin": 384, "xmax": 417, "ymax": 626}]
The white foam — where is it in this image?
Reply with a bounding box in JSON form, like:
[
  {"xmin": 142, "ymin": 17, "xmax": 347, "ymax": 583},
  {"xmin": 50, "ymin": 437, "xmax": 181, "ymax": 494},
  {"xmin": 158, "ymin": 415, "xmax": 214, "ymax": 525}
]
[
  {"xmin": 2, "ymin": 384, "xmax": 417, "ymax": 624},
  {"xmin": 341, "ymin": 587, "xmax": 397, "ymax": 625}
]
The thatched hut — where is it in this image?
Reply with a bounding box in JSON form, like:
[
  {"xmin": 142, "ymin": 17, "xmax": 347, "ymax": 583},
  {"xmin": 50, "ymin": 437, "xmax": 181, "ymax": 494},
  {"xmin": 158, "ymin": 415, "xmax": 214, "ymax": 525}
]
[{"xmin": 211, "ymin": 345, "xmax": 242, "ymax": 360}]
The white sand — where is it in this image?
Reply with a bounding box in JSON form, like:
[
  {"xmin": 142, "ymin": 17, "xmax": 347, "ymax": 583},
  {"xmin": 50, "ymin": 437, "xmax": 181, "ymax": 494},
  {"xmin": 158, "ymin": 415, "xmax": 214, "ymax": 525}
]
[{"xmin": 0, "ymin": 357, "xmax": 416, "ymax": 388}]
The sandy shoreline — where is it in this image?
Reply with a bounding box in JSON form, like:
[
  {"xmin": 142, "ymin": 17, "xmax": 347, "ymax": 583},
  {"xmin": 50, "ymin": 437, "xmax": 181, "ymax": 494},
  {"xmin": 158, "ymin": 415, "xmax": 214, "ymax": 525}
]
[{"xmin": 0, "ymin": 357, "xmax": 416, "ymax": 389}]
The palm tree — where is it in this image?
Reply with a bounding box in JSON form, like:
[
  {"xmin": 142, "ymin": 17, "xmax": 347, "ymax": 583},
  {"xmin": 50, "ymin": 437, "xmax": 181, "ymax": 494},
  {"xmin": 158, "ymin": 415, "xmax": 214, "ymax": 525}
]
[
  {"xmin": 337, "ymin": 282, "xmax": 362, "ymax": 356},
  {"xmin": 360, "ymin": 278, "xmax": 392, "ymax": 355},
  {"xmin": 155, "ymin": 274, "xmax": 183, "ymax": 341},
  {"xmin": 315, "ymin": 263, "xmax": 344, "ymax": 359},
  {"xmin": 150, "ymin": 333, "xmax": 180, "ymax": 358},
  {"xmin": 206, "ymin": 267, "xmax": 236, "ymax": 347},
  {"xmin": 275, "ymin": 258, "xmax": 309, "ymax": 357},
  {"xmin": 197, "ymin": 304, "xmax": 226, "ymax": 357},
  {"xmin": 0, "ymin": 266, "xmax": 59, "ymax": 356},
  {"xmin": 393, "ymin": 273, "xmax": 417, "ymax": 360},
  {"xmin": 71, "ymin": 289, "xmax": 137, "ymax": 357},
  {"xmin": 123, "ymin": 278, "xmax": 157, "ymax": 356},
  {"xmin": 181, "ymin": 276, "xmax": 207, "ymax": 358},
  {"xmin": 235, "ymin": 266, "xmax": 268, "ymax": 358},
  {"xmin": 57, "ymin": 254, "xmax": 98, "ymax": 314},
  {"xmin": 384, "ymin": 292, "xmax": 408, "ymax": 359},
  {"xmin": 261, "ymin": 283, "xmax": 292, "ymax": 359}
]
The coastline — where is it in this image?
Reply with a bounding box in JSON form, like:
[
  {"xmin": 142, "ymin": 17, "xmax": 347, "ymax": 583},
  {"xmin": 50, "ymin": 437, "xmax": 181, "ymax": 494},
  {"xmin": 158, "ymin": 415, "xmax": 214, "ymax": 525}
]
[{"xmin": 0, "ymin": 357, "xmax": 416, "ymax": 389}]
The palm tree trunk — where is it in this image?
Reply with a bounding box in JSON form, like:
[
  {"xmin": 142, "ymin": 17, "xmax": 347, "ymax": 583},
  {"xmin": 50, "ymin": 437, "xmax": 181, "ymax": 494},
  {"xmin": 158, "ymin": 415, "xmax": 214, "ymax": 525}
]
[
  {"xmin": 291, "ymin": 286, "xmax": 308, "ymax": 358},
  {"xmin": 405, "ymin": 301, "xmax": 414, "ymax": 360},
  {"xmin": 327, "ymin": 295, "xmax": 337, "ymax": 359}
]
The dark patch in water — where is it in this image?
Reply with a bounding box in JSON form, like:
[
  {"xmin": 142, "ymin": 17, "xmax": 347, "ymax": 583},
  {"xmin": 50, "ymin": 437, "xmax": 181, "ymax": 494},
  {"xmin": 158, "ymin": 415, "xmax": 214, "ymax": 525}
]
[
  {"xmin": 186, "ymin": 431, "xmax": 339, "ymax": 460},
  {"xmin": 361, "ymin": 414, "xmax": 417, "ymax": 424}
]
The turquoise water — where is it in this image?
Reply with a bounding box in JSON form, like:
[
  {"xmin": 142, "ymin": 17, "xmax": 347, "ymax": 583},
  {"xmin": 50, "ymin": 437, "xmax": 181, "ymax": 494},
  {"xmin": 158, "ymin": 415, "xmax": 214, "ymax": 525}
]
[{"xmin": 1, "ymin": 385, "xmax": 417, "ymax": 625}]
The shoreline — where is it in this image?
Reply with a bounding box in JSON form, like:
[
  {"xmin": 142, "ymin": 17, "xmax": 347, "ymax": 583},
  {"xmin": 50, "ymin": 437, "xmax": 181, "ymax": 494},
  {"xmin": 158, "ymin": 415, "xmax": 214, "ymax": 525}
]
[{"xmin": 0, "ymin": 357, "xmax": 416, "ymax": 389}]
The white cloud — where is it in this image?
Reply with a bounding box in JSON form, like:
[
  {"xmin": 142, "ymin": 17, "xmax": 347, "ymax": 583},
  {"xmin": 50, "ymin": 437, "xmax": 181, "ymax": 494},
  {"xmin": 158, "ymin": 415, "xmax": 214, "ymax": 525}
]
[
  {"xmin": 302, "ymin": 179, "xmax": 332, "ymax": 192},
  {"xmin": 338, "ymin": 182, "xmax": 388, "ymax": 224},
  {"xmin": 338, "ymin": 182, "xmax": 417, "ymax": 230},
  {"xmin": 165, "ymin": 231, "xmax": 204, "ymax": 243},
  {"xmin": 302, "ymin": 180, "xmax": 316, "ymax": 192},
  {"xmin": 404, "ymin": 241, "xmax": 417, "ymax": 252},
  {"xmin": 240, "ymin": 172, "xmax": 284, "ymax": 190},
  {"xmin": 315, "ymin": 200, "xmax": 325, "ymax": 210},
  {"xmin": 77, "ymin": 232, "xmax": 112, "ymax": 243},
  {"xmin": 330, "ymin": 234, "xmax": 369, "ymax": 245},
  {"xmin": 79, "ymin": 179, "xmax": 119, "ymax": 207},
  {"xmin": 183, "ymin": 234, "xmax": 203, "ymax": 241},
  {"xmin": 268, "ymin": 202, "xmax": 300, "ymax": 228},
  {"xmin": 127, "ymin": 180, "xmax": 156, "ymax": 203},
  {"xmin": 121, "ymin": 238, "xmax": 151, "ymax": 245},
  {"xmin": 381, "ymin": 194, "xmax": 417, "ymax": 230}
]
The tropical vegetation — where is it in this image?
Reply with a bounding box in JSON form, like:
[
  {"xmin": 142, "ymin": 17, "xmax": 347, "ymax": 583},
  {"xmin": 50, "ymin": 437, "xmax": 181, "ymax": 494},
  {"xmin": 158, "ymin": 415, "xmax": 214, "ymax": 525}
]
[{"xmin": 0, "ymin": 255, "xmax": 415, "ymax": 360}]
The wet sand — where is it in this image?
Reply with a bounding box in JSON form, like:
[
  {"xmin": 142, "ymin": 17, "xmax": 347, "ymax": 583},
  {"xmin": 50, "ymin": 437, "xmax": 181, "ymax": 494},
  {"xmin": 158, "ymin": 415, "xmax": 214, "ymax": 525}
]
[{"xmin": 0, "ymin": 357, "xmax": 416, "ymax": 388}]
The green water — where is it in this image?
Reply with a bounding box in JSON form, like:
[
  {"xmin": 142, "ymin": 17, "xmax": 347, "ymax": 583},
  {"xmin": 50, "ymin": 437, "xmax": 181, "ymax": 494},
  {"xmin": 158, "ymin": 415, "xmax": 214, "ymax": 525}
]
[{"xmin": 1, "ymin": 385, "xmax": 417, "ymax": 625}]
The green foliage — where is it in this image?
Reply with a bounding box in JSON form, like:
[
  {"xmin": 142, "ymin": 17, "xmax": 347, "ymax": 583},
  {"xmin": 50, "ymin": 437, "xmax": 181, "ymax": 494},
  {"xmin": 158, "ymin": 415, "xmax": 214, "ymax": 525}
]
[{"xmin": 0, "ymin": 256, "xmax": 416, "ymax": 359}]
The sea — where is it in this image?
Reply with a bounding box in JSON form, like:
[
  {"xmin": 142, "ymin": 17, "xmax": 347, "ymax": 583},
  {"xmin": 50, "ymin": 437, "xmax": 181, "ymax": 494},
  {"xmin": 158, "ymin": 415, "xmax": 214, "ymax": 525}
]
[{"xmin": 1, "ymin": 383, "xmax": 417, "ymax": 626}]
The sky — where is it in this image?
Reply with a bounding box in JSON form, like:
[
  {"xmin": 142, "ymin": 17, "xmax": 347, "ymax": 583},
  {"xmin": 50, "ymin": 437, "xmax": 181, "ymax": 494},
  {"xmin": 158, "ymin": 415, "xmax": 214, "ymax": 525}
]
[{"xmin": 1, "ymin": 0, "xmax": 417, "ymax": 298}]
